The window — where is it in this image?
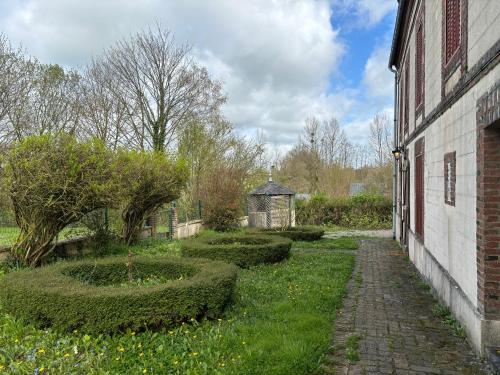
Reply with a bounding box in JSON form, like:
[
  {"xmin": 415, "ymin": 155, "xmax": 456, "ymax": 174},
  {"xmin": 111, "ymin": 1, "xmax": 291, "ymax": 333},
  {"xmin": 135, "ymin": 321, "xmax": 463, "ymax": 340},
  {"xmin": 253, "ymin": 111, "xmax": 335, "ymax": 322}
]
[
  {"xmin": 415, "ymin": 138, "xmax": 425, "ymax": 239},
  {"xmin": 404, "ymin": 58, "xmax": 409, "ymax": 134},
  {"xmin": 415, "ymin": 21, "xmax": 424, "ymax": 109},
  {"xmin": 445, "ymin": 0, "xmax": 461, "ymax": 65},
  {"xmin": 444, "ymin": 152, "xmax": 456, "ymax": 205}
]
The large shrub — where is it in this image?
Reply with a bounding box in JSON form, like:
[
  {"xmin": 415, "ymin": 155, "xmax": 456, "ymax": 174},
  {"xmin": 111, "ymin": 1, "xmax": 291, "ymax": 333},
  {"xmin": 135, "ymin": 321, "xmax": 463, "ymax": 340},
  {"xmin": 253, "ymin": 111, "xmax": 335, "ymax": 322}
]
[
  {"xmin": 200, "ymin": 166, "xmax": 246, "ymax": 232},
  {"xmin": 253, "ymin": 226, "xmax": 324, "ymax": 241},
  {"xmin": 296, "ymin": 193, "xmax": 392, "ymax": 229},
  {"xmin": 117, "ymin": 151, "xmax": 189, "ymax": 244},
  {"xmin": 6, "ymin": 134, "xmax": 119, "ymax": 266},
  {"xmin": 181, "ymin": 233, "xmax": 291, "ymax": 268},
  {"xmin": 0, "ymin": 256, "xmax": 238, "ymax": 334}
]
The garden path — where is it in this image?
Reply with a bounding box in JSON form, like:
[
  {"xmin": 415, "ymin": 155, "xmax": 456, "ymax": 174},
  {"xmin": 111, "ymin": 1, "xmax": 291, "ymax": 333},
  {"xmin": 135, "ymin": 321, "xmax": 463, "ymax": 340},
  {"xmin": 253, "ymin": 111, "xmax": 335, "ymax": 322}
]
[{"xmin": 322, "ymin": 238, "xmax": 491, "ymax": 375}]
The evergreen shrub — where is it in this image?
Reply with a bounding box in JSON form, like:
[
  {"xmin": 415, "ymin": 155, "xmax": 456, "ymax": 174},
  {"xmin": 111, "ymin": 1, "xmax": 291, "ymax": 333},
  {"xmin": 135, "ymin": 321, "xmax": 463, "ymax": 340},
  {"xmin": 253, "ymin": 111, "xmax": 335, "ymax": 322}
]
[
  {"xmin": 181, "ymin": 233, "xmax": 291, "ymax": 268},
  {"xmin": 0, "ymin": 256, "xmax": 237, "ymax": 334}
]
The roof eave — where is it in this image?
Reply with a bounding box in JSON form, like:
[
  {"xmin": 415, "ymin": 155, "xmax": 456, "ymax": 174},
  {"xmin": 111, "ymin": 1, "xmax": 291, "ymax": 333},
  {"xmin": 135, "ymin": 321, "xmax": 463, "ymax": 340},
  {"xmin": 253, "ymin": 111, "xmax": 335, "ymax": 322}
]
[{"xmin": 388, "ymin": 0, "xmax": 408, "ymax": 70}]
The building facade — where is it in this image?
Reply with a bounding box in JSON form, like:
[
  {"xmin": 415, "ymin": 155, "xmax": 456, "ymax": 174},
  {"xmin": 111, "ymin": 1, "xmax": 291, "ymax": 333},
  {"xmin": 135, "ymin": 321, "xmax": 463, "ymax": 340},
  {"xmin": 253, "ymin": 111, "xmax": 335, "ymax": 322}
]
[{"xmin": 389, "ymin": 0, "xmax": 500, "ymax": 354}]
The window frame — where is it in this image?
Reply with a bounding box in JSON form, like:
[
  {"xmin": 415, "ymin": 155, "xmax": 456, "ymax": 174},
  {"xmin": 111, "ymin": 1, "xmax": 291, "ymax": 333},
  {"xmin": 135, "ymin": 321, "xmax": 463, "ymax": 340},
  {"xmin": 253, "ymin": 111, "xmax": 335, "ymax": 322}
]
[
  {"xmin": 414, "ymin": 137, "xmax": 425, "ymax": 240},
  {"xmin": 444, "ymin": 151, "xmax": 456, "ymax": 206}
]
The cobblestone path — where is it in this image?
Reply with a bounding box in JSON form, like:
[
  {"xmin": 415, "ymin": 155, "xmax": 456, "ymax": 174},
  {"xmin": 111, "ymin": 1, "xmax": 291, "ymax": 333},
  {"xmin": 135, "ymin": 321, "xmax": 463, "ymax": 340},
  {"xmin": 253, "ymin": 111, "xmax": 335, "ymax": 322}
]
[{"xmin": 322, "ymin": 238, "xmax": 491, "ymax": 375}]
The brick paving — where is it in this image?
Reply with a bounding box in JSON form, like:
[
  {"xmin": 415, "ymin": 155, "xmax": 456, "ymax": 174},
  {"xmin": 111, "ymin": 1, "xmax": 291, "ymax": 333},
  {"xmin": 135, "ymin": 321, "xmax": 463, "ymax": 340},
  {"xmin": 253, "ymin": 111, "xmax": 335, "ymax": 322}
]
[{"xmin": 322, "ymin": 238, "xmax": 491, "ymax": 375}]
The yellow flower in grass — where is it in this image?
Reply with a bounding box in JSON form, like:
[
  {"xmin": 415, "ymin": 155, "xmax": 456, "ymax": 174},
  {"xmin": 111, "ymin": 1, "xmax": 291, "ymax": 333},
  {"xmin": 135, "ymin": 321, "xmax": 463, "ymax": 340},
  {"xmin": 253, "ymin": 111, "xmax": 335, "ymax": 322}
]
[
  {"xmin": 191, "ymin": 352, "xmax": 198, "ymax": 357},
  {"xmin": 38, "ymin": 348, "xmax": 45, "ymax": 354},
  {"xmin": 139, "ymin": 352, "xmax": 144, "ymax": 357},
  {"xmin": 0, "ymin": 364, "xmax": 5, "ymax": 371},
  {"xmin": 117, "ymin": 347, "xmax": 125, "ymax": 352},
  {"xmin": 14, "ymin": 339, "xmax": 19, "ymax": 343},
  {"xmin": 143, "ymin": 369, "xmax": 147, "ymax": 374},
  {"xmin": 64, "ymin": 353, "xmax": 70, "ymax": 358}
]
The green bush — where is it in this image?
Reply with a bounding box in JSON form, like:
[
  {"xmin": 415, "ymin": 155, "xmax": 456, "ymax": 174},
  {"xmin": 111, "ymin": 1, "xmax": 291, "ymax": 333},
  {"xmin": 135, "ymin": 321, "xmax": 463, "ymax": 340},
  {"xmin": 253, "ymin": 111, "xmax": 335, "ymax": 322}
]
[
  {"xmin": 252, "ymin": 226, "xmax": 325, "ymax": 241},
  {"xmin": 0, "ymin": 256, "xmax": 238, "ymax": 334},
  {"xmin": 5, "ymin": 134, "xmax": 121, "ymax": 267},
  {"xmin": 181, "ymin": 233, "xmax": 291, "ymax": 267},
  {"xmin": 116, "ymin": 150, "xmax": 189, "ymax": 244},
  {"xmin": 296, "ymin": 193, "xmax": 392, "ymax": 229}
]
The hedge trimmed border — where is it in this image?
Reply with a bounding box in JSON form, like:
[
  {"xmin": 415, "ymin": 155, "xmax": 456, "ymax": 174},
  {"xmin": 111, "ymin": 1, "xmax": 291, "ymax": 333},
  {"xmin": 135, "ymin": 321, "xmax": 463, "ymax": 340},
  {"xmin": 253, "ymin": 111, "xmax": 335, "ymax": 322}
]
[
  {"xmin": 252, "ymin": 226, "xmax": 325, "ymax": 241},
  {"xmin": 181, "ymin": 233, "xmax": 291, "ymax": 268},
  {"xmin": 0, "ymin": 256, "xmax": 238, "ymax": 334}
]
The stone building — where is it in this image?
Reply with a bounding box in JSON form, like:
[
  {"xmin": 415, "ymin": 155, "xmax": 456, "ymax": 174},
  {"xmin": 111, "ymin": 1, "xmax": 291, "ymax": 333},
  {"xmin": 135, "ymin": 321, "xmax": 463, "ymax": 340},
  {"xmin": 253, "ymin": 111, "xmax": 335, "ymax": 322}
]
[{"xmin": 389, "ymin": 0, "xmax": 499, "ymax": 354}]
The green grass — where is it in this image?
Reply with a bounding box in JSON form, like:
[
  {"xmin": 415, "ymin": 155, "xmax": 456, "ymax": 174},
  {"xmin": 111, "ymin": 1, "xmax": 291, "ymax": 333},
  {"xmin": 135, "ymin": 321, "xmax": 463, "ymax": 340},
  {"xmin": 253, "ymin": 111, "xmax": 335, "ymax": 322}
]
[
  {"xmin": 431, "ymin": 303, "xmax": 466, "ymax": 339},
  {"xmin": 0, "ymin": 240, "xmax": 354, "ymax": 374},
  {"xmin": 292, "ymin": 237, "xmax": 359, "ymax": 250},
  {"xmin": 0, "ymin": 227, "xmax": 90, "ymax": 247},
  {"xmin": 345, "ymin": 334, "xmax": 360, "ymax": 363}
]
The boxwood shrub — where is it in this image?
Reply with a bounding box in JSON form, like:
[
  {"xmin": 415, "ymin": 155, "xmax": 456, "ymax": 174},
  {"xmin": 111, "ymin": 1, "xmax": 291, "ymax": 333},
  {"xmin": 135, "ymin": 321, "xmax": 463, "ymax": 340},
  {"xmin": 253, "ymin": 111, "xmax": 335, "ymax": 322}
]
[
  {"xmin": 181, "ymin": 233, "xmax": 291, "ymax": 268},
  {"xmin": 0, "ymin": 256, "xmax": 238, "ymax": 334},
  {"xmin": 251, "ymin": 226, "xmax": 325, "ymax": 241}
]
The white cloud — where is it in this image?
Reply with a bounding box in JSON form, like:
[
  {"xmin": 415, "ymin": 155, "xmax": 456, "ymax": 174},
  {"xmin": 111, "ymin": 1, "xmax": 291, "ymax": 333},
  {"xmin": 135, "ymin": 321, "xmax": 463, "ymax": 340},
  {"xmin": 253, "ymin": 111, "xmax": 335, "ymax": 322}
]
[
  {"xmin": 0, "ymin": 0, "xmax": 348, "ymax": 150},
  {"xmin": 363, "ymin": 45, "xmax": 394, "ymax": 98},
  {"xmin": 0, "ymin": 0, "xmax": 398, "ymax": 154}
]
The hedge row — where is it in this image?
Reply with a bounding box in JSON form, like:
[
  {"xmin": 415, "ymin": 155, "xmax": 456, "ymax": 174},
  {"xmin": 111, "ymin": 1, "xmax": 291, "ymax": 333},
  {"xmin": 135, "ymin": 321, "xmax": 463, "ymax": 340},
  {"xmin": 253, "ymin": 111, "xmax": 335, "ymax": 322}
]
[
  {"xmin": 181, "ymin": 233, "xmax": 292, "ymax": 268},
  {"xmin": 0, "ymin": 256, "xmax": 238, "ymax": 334},
  {"xmin": 249, "ymin": 226, "xmax": 324, "ymax": 241},
  {"xmin": 296, "ymin": 193, "xmax": 392, "ymax": 229}
]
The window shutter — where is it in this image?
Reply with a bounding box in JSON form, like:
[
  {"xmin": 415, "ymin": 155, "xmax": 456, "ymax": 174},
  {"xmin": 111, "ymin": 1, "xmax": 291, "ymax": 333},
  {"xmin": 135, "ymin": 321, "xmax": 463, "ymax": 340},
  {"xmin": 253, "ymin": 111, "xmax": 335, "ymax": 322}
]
[
  {"xmin": 445, "ymin": 0, "xmax": 461, "ymax": 64},
  {"xmin": 415, "ymin": 22, "xmax": 423, "ymax": 108},
  {"xmin": 415, "ymin": 138, "xmax": 425, "ymax": 238},
  {"xmin": 404, "ymin": 58, "xmax": 409, "ymax": 134}
]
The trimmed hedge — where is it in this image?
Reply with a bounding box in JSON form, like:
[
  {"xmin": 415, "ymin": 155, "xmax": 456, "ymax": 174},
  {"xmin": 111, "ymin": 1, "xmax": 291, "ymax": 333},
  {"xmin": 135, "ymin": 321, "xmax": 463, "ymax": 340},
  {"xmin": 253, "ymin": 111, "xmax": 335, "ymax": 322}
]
[
  {"xmin": 296, "ymin": 193, "xmax": 392, "ymax": 229},
  {"xmin": 181, "ymin": 233, "xmax": 291, "ymax": 268},
  {"xmin": 252, "ymin": 226, "xmax": 325, "ymax": 241},
  {"xmin": 0, "ymin": 256, "xmax": 238, "ymax": 334}
]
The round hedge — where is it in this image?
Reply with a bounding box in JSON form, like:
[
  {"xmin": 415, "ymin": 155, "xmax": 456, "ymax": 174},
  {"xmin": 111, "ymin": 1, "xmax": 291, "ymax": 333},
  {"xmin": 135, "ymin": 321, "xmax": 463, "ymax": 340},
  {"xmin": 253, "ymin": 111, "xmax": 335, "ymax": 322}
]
[
  {"xmin": 0, "ymin": 256, "xmax": 238, "ymax": 334},
  {"xmin": 181, "ymin": 233, "xmax": 292, "ymax": 268},
  {"xmin": 252, "ymin": 226, "xmax": 325, "ymax": 241}
]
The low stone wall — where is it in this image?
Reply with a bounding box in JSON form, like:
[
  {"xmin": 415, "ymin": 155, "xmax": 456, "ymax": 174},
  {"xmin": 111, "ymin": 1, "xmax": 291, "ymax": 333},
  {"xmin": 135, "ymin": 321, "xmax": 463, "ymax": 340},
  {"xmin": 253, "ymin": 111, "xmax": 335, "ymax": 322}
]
[
  {"xmin": 175, "ymin": 220, "xmax": 203, "ymax": 239},
  {"xmin": 174, "ymin": 216, "xmax": 249, "ymax": 239},
  {"xmin": 0, "ymin": 236, "xmax": 94, "ymax": 264},
  {"xmin": 0, "ymin": 247, "xmax": 9, "ymax": 263}
]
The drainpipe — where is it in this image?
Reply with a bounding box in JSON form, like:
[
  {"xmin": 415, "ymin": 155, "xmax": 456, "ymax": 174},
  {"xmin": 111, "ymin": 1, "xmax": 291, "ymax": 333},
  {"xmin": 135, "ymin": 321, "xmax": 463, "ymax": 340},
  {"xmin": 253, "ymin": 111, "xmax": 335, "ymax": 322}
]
[{"xmin": 390, "ymin": 65, "xmax": 398, "ymax": 240}]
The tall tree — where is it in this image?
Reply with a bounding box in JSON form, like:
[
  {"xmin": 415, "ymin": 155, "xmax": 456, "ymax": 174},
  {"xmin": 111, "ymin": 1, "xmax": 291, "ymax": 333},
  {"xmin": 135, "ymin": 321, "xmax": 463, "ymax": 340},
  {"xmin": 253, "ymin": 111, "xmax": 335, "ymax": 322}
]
[
  {"xmin": 96, "ymin": 26, "xmax": 226, "ymax": 152},
  {"xmin": 369, "ymin": 112, "xmax": 393, "ymax": 167}
]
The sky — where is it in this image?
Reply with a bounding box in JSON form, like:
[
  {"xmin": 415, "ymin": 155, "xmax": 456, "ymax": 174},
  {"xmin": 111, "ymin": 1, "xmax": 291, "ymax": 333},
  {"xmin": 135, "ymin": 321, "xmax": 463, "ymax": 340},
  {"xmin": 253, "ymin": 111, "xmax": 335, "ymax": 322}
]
[{"xmin": 0, "ymin": 0, "xmax": 397, "ymax": 155}]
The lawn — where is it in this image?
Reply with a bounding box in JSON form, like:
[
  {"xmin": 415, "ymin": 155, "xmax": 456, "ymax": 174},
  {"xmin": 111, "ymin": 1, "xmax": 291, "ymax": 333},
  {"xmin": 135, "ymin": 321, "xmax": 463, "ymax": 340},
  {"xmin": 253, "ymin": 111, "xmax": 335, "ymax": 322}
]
[
  {"xmin": 293, "ymin": 237, "xmax": 360, "ymax": 250},
  {"xmin": 0, "ymin": 227, "xmax": 90, "ymax": 247},
  {"xmin": 0, "ymin": 238, "xmax": 355, "ymax": 374}
]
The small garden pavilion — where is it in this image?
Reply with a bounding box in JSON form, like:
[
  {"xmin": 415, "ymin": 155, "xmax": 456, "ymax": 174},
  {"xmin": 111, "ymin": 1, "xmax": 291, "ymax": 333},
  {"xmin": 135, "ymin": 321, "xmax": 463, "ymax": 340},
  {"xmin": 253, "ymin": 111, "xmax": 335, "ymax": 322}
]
[{"xmin": 248, "ymin": 173, "xmax": 295, "ymax": 228}]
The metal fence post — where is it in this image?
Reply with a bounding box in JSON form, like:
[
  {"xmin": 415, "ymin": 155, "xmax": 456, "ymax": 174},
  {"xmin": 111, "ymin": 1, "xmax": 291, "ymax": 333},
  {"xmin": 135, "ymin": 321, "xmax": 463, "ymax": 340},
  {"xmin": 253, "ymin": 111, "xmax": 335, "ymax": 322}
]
[
  {"xmin": 168, "ymin": 207, "xmax": 173, "ymax": 239},
  {"xmin": 104, "ymin": 207, "xmax": 109, "ymax": 232}
]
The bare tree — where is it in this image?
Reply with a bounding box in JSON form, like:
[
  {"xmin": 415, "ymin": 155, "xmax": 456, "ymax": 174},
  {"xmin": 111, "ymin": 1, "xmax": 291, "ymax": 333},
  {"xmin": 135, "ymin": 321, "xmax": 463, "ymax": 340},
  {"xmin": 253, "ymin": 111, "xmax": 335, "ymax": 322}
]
[
  {"xmin": 3, "ymin": 62, "xmax": 81, "ymax": 142},
  {"xmin": 319, "ymin": 117, "xmax": 344, "ymax": 164},
  {"xmin": 96, "ymin": 26, "xmax": 226, "ymax": 152},
  {"xmin": 0, "ymin": 35, "xmax": 36, "ymax": 144},
  {"xmin": 79, "ymin": 61, "xmax": 129, "ymax": 149},
  {"xmin": 369, "ymin": 112, "xmax": 393, "ymax": 166}
]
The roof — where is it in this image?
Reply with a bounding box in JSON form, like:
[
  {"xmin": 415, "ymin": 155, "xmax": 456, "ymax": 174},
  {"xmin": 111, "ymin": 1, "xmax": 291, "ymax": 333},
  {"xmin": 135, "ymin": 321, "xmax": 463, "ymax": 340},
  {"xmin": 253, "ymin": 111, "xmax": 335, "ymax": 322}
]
[
  {"xmin": 388, "ymin": 0, "xmax": 409, "ymax": 69},
  {"xmin": 249, "ymin": 180, "xmax": 295, "ymax": 196}
]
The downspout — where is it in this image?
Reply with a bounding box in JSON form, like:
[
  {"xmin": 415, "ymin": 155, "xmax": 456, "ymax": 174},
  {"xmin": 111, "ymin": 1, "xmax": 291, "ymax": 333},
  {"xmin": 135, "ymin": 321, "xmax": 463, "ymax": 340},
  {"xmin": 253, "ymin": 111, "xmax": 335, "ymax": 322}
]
[{"xmin": 390, "ymin": 65, "xmax": 398, "ymax": 240}]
